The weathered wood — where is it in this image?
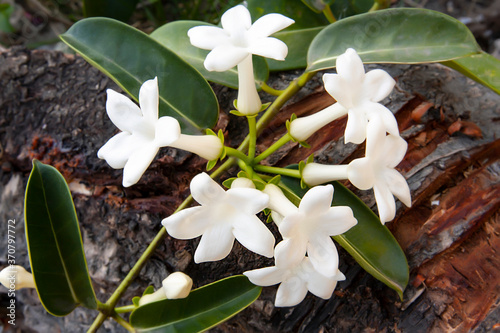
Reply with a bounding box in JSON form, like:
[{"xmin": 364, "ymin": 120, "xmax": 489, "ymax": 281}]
[{"xmin": 0, "ymin": 47, "xmax": 499, "ymax": 332}]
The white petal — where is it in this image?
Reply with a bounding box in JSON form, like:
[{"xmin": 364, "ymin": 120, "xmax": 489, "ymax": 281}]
[
  {"xmin": 336, "ymin": 48, "xmax": 365, "ymax": 85},
  {"xmin": 263, "ymin": 184, "xmax": 298, "ymax": 217},
  {"xmin": 233, "ymin": 214, "xmax": 275, "ymax": 258},
  {"xmin": 274, "ymin": 238, "xmax": 306, "ymax": 269},
  {"xmin": 162, "ymin": 206, "xmax": 207, "ymax": 239},
  {"xmin": 365, "ymin": 115, "xmax": 386, "ymax": 156},
  {"xmin": 366, "ymin": 102, "xmax": 399, "ymax": 138},
  {"xmin": 139, "ymin": 77, "xmax": 159, "ymax": 124},
  {"xmin": 162, "ymin": 272, "xmax": 193, "ymax": 299},
  {"xmin": 248, "ymin": 37, "xmax": 288, "ymax": 60},
  {"xmin": 194, "ymin": 224, "xmax": 234, "ymax": 263},
  {"xmin": 275, "ymin": 276, "xmax": 308, "ymax": 307},
  {"xmin": 323, "ymin": 73, "xmax": 353, "ymax": 108},
  {"xmin": 226, "ymin": 188, "xmax": 269, "ymax": 215},
  {"xmin": 204, "ymin": 45, "xmax": 249, "ymax": 71},
  {"xmin": 97, "ymin": 132, "xmax": 138, "ymax": 169},
  {"xmin": 307, "ymin": 235, "xmax": 339, "ymax": 277},
  {"xmin": 384, "ymin": 169, "xmax": 412, "ymax": 207},
  {"xmin": 244, "ymin": 266, "xmax": 285, "ymax": 286},
  {"xmin": 155, "ymin": 116, "xmax": 181, "ymax": 146},
  {"xmin": 249, "ymin": 13, "xmax": 294, "ymax": 37},
  {"xmin": 384, "ymin": 134, "xmax": 407, "ymax": 168},
  {"xmin": 347, "ymin": 157, "xmax": 375, "ymax": 190},
  {"xmin": 298, "ymin": 184, "xmax": 334, "ymax": 216},
  {"xmin": 122, "ymin": 142, "xmax": 159, "ymax": 187},
  {"xmin": 190, "ymin": 172, "xmax": 225, "ymax": 206},
  {"xmin": 373, "ymin": 182, "xmax": 396, "ymax": 223},
  {"xmin": 320, "ymin": 206, "xmax": 358, "ymax": 236},
  {"xmin": 277, "ymin": 213, "xmax": 303, "ymax": 239},
  {"xmin": 188, "ymin": 26, "xmax": 229, "ymax": 50},
  {"xmin": 221, "ymin": 5, "xmax": 252, "ymax": 32},
  {"xmin": 304, "ymin": 261, "xmax": 338, "ymax": 299},
  {"xmin": 363, "ymin": 69, "xmax": 395, "ymax": 102},
  {"xmin": 344, "ymin": 108, "xmax": 367, "ymax": 144},
  {"xmin": 106, "ymin": 89, "xmax": 144, "ymax": 133}
]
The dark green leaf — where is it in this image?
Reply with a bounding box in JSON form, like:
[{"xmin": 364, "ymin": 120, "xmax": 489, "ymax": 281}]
[
  {"xmin": 307, "ymin": 8, "xmax": 481, "ymax": 72},
  {"xmin": 330, "ymin": 0, "xmax": 374, "ymax": 19},
  {"xmin": 24, "ymin": 160, "xmax": 97, "ymax": 316},
  {"xmin": 60, "ymin": 17, "xmax": 219, "ymax": 134},
  {"xmin": 0, "ymin": 3, "xmax": 14, "ymax": 33},
  {"xmin": 150, "ymin": 20, "xmax": 269, "ymax": 89},
  {"xmin": 130, "ymin": 275, "xmax": 261, "ymax": 332},
  {"xmin": 300, "ymin": 0, "xmax": 331, "ymax": 13},
  {"xmin": 279, "ymin": 172, "xmax": 408, "ymax": 299},
  {"xmin": 442, "ymin": 51, "xmax": 500, "ymax": 95},
  {"xmin": 83, "ymin": 0, "xmax": 139, "ymax": 22}
]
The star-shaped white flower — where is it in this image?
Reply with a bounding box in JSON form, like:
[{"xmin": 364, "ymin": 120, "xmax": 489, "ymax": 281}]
[
  {"xmin": 162, "ymin": 173, "xmax": 274, "ymax": 263},
  {"xmin": 263, "ymin": 184, "xmax": 357, "ymax": 277},
  {"xmin": 323, "ymin": 48, "xmax": 398, "ymax": 144},
  {"xmin": 244, "ymin": 245, "xmax": 346, "ymax": 307}
]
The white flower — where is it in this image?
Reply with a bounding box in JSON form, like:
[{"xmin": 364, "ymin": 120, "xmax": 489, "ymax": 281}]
[
  {"xmin": 98, "ymin": 78, "xmax": 223, "ymax": 187},
  {"xmin": 162, "ymin": 173, "xmax": 274, "ymax": 263},
  {"xmin": 323, "ymin": 48, "xmax": 398, "ymax": 144},
  {"xmin": 0, "ymin": 265, "xmax": 36, "ymax": 290},
  {"xmin": 188, "ymin": 5, "xmax": 294, "ymax": 115},
  {"xmin": 289, "ymin": 103, "xmax": 347, "ymax": 142},
  {"xmin": 139, "ymin": 272, "xmax": 193, "ymax": 306},
  {"xmin": 263, "ymin": 184, "xmax": 357, "ymax": 277},
  {"xmin": 244, "ymin": 245, "xmax": 345, "ymax": 307}
]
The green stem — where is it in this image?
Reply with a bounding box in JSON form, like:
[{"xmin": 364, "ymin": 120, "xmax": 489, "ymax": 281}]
[
  {"xmin": 254, "ymin": 165, "xmax": 301, "ymax": 178},
  {"xmin": 114, "ymin": 304, "xmax": 136, "ymax": 314},
  {"xmin": 112, "ymin": 313, "xmax": 135, "ymax": 332},
  {"xmin": 254, "ymin": 133, "xmax": 292, "ymax": 164},
  {"xmin": 225, "ymin": 147, "xmax": 252, "ymax": 165},
  {"xmin": 369, "ymin": 0, "xmax": 390, "ymax": 11},
  {"xmin": 261, "ymin": 82, "xmax": 284, "ymax": 96},
  {"xmin": 322, "ymin": 6, "xmax": 337, "ymax": 23},
  {"xmin": 247, "ymin": 116, "xmax": 257, "ymax": 159}
]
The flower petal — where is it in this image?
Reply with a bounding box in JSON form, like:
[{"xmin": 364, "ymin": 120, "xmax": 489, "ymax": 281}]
[
  {"xmin": 249, "ymin": 13, "xmax": 294, "ymax": 38},
  {"xmin": 366, "ymin": 102, "xmax": 399, "ymax": 138},
  {"xmin": 304, "ymin": 260, "xmax": 338, "ymax": 299},
  {"xmin": 139, "ymin": 77, "xmax": 159, "ymax": 124},
  {"xmin": 204, "ymin": 45, "xmax": 249, "ymax": 71},
  {"xmin": 323, "ymin": 73, "xmax": 353, "ymax": 108},
  {"xmin": 320, "ymin": 206, "xmax": 357, "ymax": 236},
  {"xmin": 162, "ymin": 206, "xmax": 207, "ymax": 239},
  {"xmin": 155, "ymin": 116, "xmax": 181, "ymax": 146},
  {"xmin": 233, "ymin": 214, "xmax": 275, "ymax": 258},
  {"xmin": 363, "ymin": 69, "xmax": 395, "ymax": 102},
  {"xmin": 384, "ymin": 134, "xmax": 407, "ymax": 168},
  {"xmin": 106, "ymin": 89, "xmax": 144, "ymax": 133},
  {"xmin": 226, "ymin": 188, "xmax": 269, "ymax": 215},
  {"xmin": 344, "ymin": 108, "xmax": 367, "ymax": 144},
  {"xmin": 244, "ymin": 266, "xmax": 285, "ymax": 286},
  {"xmin": 347, "ymin": 157, "xmax": 375, "ymax": 190},
  {"xmin": 275, "ymin": 275, "xmax": 308, "ymax": 307},
  {"xmin": 298, "ymin": 184, "xmax": 334, "ymax": 217},
  {"xmin": 187, "ymin": 26, "xmax": 229, "ymax": 50},
  {"xmin": 373, "ymin": 182, "xmax": 396, "ymax": 223},
  {"xmin": 274, "ymin": 238, "xmax": 306, "ymax": 269},
  {"xmin": 122, "ymin": 142, "xmax": 159, "ymax": 187},
  {"xmin": 97, "ymin": 132, "xmax": 138, "ymax": 169},
  {"xmin": 248, "ymin": 37, "xmax": 288, "ymax": 60},
  {"xmin": 384, "ymin": 169, "xmax": 412, "ymax": 207},
  {"xmin": 364, "ymin": 115, "xmax": 386, "ymax": 156},
  {"xmin": 221, "ymin": 5, "xmax": 252, "ymax": 32},
  {"xmin": 194, "ymin": 224, "xmax": 234, "ymax": 263},
  {"xmin": 190, "ymin": 172, "xmax": 225, "ymax": 206},
  {"xmin": 336, "ymin": 48, "xmax": 365, "ymax": 85},
  {"xmin": 307, "ymin": 235, "xmax": 339, "ymax": 278}
]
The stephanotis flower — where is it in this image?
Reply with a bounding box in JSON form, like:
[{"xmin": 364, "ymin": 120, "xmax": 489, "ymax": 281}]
[
  {"xmin": 139, "ymin": 272, "xmax": 193, "ymax": 306},
  {"xmin": 98, "ymin": 78, "xmax": 222, "ymax": 187},
  {"xmin": 188, "ymin": 5, "xmax": 294, "ymax": 115},
  {"xmin": 302, "ymin": 118, "xmax": 412, "ymax": 223},
  {"xmin": 263, "ymin": 184, "xmax": 357, "ymax": 277},
  {"xmin": 323, "ymin": 48, "xmax": 399, "ymax": 144},
  {"xmin": 162, "ymin": 173, "xmax": 274, "ymax": 263},
  {"xmin": 244, "ymin": 244, "xmax": 346, "ymax": 307}
]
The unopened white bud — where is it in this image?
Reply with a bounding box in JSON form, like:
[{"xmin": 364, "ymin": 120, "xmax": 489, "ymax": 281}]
[
  {"xmin": 0, "ymin": 265, "xmax": 36, "ymax": 290},
  {"xmin": 162, "ymin": 272, "xmax": 193, "ymax": 299}
]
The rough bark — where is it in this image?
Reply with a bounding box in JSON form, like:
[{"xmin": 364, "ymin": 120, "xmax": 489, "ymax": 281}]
[{"xmin": 0, "ymin": 47, "xmax": 499, "ymax": 332}]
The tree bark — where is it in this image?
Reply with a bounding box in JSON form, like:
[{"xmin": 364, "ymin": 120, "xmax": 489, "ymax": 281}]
[{"xmin": 0, "ymin": 47, "xmax": 499, "ymax": 332}]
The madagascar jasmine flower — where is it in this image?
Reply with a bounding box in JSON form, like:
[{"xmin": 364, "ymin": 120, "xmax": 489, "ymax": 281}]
[
  {"xmin": 98, "ymin": 78, "xmax": 223, "ymax": 187},
  {"xmin": 289, "ymin": 103, "xmax": 347, "ymax": 142},
  {"xmin": 139, "ymin": 272, "xmax": 193, "ymax": 306},
  {"xmin": 188, "ymin": 5, "xmax": 294, "ymax": 115},
  {"xmin": 162, "ymin": 172, "xmax": 274, "ymax": 263},
  {"xmin": 302, "ymin": 118, "xmax": 412, "ymax": 223},
  {"xmin": 0, "ymin": 265, "xmax": 36, "ymax": 290},
  {"xmin": 244, "ymin": 245, "xmax": 346, "ymax": 307},
  {"xmin": 323, "ymin": 48, "xmax": 398, "ymax": 144},
  {"xmin": 263, "ymin": 184, "xmax": 357, "ymax": 277}
]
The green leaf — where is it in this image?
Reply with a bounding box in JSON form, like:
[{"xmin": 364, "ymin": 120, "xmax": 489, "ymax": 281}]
[
  {"xmin": 130, "ymin": 275, "xmax": 261, "ymax": 332},
  {"xmin": 60, "ymin": 17, "xmax": 218, "ymax": 134},
  {"xmin": 24, "ymin": 160, "xmax": 97, "ymax": 316},
  {"xmin": 307, "ymin": 8, "xmax": 481, "ymax": 72},
  {"xmin": 301, "ymin": 0, "xmax": 331, "ymax": 13},
  {"xmin": 279, "ymin": 172, "xmax": 408, "ymax": 299},
  {"xmin": 83, "ymin": 0, "xmax": 139, "ymax": 22},
  {"xmin": 442, "ymin": 51, "xmax": 500, "ymax": 95},
  {"xmin": 329, "ymin": 0, "xmax": 374, "ymax": 19},
  {"xmin": 150, "ymin": 21, "xmax": 269, "ymax": 89},
  {"xmin": 0, "ymin": 3, "xmax": 14, "ymax": 33}
]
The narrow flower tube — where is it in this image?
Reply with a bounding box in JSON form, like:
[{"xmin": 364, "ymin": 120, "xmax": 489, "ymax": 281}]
[
  {"xmin": 169, "ymin": 134, "xmax": 223, "ymax": 161},
  {"xmin": 0, "ymin": 265, "xmax": 36, "ymax": 290},
  {"xmin": 289, "ymin": 103, "xmax": 347, "ymax": 142},
  {"xmin": 302, "ymin": 163, "xmax": 349, "ymax": 186},
  {"xmin": 236, "ymin": 55, "xmax": 262, "ymax": 115},
  {"xmin": 263, "ymin": 184, "xmax": 298, "ymax": 217}
]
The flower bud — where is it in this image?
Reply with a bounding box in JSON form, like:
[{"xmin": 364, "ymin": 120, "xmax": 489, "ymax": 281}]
[
  {"xmin": 0, "ymin": 265, "xmax": 36, "ymax": 290},
  {"xmin": 162, "ymin": 272, "xmax": 193, "ymax": 299}
]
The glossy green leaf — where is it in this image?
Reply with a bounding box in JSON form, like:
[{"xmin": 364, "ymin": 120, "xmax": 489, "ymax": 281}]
[
  {"xmin": 279, "ymin": 172, "xmax": 408, "ymax": 299},
  {"xmin": 329, "ymin": 0, "xmax": 374, "ymax": 19},
  {"xmin": 24, "ymin": 160, "xmax": 97, "ymax": 316},
  {"xmin": 307, "ymin": 8, "xmax": 481, "ymax": 72},
  {"xmin": 83, "ymin": 0, "xmax": 139, "ymax": 22},
  {"xmin": 60, "ymin": 17, "xmax": 218, "ymax": 134},
  {"xmin": 130, "ymin": 275, "xmax": 261, "ymax": 332},
  {"xmin": 150, "ymin": 21, "xmax": 269, "ymax": 89},
  {"xmin": 442, "ymin": 51, "xmax": 500, "ymax": 95}
]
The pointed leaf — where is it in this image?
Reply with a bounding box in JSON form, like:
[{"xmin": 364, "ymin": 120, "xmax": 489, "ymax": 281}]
[
  {"xmin": 24, "ymin": 160, "xmax": 97, "ymax": 316},
  {"xmin": 279, "ymin": 171, "xmax": 408, "ymax": 299},
  {"xmin": 150, "ymin": 20, "xmax": 269, "ymax": 89},
  {"xmin": 130, "ymin": 275, "xmax": 261, "ymax": 332},
  {"xmin": 60, "ymin": 17, "xmax": 218, "ymax": 134},
  {"xmin": 442, "ymin": 51, "xmax": 500, "ymax": 95},
  {"xmin": 307, "ymin": 8, "xmax": 481, "ymax": 72}
]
